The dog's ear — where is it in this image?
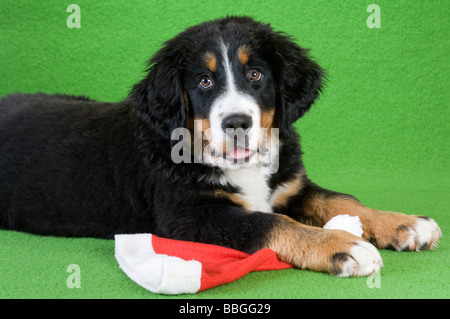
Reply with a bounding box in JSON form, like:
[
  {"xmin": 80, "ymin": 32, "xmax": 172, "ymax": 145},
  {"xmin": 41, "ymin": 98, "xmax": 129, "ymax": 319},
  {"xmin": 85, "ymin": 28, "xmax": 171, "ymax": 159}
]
[
  {"xmin": 129, "ymin": 41, "xmax": 187, "ymax": 138},
  {"xmin": 265, "ymin": 32, "xmax": 325, "ymax": 138}
]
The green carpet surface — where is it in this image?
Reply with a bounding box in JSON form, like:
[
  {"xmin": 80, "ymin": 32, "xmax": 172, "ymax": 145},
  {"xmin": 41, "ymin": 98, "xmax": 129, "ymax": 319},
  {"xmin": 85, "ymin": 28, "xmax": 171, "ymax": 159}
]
[{"xmin": 1, "ymin": 0, "xmax": 449, "ymax": 299}]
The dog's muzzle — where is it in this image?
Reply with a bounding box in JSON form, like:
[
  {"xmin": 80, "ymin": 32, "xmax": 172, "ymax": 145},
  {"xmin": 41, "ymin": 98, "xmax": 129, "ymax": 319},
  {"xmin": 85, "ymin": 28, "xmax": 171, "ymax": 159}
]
[{"xmin": 219, "ymin": 113, "xmax": 254, "ymax": 162}]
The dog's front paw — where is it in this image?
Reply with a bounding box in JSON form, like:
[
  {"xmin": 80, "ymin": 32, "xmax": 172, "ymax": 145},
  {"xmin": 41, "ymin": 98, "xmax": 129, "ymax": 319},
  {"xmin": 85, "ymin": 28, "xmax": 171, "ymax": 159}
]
[
  {"xmin": 367, "ymin": 212, "xmax": 442, "ymax": 252},
  {"xmin": 331, "ymin": 240, "xmax": 383, "ymax": 277},
  {"xmin": 301, "ymin": 229, "xmax": 383, "ymax": 277},
  {"xmin": 399, "ymin": 216, "xmax": 441, "ymax": 251},
  {"xmin": 268, "ymin": 217, "xmax": 383, "ymax": 277}
]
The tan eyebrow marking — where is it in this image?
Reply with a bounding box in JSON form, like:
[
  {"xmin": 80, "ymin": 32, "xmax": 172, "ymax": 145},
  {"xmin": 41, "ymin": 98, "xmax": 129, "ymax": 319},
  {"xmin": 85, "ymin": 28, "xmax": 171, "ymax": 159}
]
[
  {"xmin": 238, "ymin": 45, "xmax": 250, "ymax": 65},
  {"xmin": 204, "ymin": 52, "xmax": 217, "ymax": 72}
]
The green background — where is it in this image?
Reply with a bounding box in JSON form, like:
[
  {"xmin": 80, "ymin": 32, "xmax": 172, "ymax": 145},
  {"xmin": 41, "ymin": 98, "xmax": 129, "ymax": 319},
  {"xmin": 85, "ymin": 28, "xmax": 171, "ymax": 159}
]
[{"xmin": 0, "ymin": 0, "xmax": 448, "ymax": 299}]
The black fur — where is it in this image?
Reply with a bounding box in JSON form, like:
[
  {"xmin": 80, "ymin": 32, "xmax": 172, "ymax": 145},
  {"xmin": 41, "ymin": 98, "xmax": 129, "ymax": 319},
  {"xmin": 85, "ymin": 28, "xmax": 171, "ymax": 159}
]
[{"xmin": 0, "ymin": 17, "xmax": 324, "ymax": 253}]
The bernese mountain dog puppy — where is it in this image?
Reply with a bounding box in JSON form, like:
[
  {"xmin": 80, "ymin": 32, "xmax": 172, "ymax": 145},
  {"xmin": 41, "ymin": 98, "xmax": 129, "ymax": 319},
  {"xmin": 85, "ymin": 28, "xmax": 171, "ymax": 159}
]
[{"xmin": 0, "ymin": 17, "xmax": 441, "ymax": 277}]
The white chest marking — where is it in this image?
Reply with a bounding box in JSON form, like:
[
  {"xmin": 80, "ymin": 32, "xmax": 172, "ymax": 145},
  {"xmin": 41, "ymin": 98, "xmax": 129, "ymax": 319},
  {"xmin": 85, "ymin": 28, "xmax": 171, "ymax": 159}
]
[{"xmin": 224, "ymin": 166, "xmax": 272, "ymax": 213}]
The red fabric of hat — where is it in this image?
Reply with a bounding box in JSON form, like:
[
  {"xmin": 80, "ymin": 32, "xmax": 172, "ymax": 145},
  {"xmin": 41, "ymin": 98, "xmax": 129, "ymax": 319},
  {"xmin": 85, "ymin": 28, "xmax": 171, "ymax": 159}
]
[{"xmin": 115, "ymin": 233, "xmax": 292, "ymax": 294}]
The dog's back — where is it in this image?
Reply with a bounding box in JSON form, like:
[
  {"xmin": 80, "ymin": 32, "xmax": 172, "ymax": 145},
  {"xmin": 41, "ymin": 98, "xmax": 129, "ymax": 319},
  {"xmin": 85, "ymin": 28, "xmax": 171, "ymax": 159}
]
[{"xmin": 0, "ymin": 93, "xmax": 148, "ymax": 237}]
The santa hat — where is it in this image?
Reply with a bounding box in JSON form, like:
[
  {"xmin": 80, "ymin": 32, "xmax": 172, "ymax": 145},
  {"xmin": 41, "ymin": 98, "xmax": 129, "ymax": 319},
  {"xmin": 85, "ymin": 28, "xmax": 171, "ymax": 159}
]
[
  {"xmin": 115, "ymin": 233, "xmax": 292, "ymax": 294},
  {"xmin": 115, "ymin": 215, "xmax": 362, "ymax": 294}
]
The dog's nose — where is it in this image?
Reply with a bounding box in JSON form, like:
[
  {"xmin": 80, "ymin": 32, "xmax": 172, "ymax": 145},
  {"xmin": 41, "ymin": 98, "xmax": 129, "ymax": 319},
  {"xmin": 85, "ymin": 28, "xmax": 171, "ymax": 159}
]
[{"xmin": 221, "ymin": 114, "xmax": 253, "ymax": 132}]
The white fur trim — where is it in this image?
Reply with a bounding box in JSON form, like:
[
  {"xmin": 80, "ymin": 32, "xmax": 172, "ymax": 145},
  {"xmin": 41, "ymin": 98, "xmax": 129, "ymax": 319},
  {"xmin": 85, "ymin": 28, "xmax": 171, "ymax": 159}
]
[
  {"xmin": 114, "ymin": 234, "xmax": 202, "ymax": 294},
  {"xmin": 323, "ymin": 214, "xmax": 364, "ymax": 238}
]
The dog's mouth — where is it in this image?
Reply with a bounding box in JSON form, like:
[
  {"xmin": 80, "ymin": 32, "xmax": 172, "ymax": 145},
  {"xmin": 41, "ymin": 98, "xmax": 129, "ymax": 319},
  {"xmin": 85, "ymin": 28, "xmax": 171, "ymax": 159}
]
[
  {"xmin": 227, "ymin": 147, "xmax": 251, "ymax": 160},
  {"xmin": 227, "ymin": 147, "xmax": 253, "ymax": 162},
  {"xmin": 210, "ymin": 146, "xmax": 256, "ymax": 163}
]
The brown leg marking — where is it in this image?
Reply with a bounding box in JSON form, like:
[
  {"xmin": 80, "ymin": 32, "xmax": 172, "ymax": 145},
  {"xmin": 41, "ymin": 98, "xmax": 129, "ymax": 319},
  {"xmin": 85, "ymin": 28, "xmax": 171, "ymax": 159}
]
[
  {"xmin": 214, "ymin": 189, "xmax": 251, "ymax": 211},
  {"xmin": 302, "ymin": 193, "xmax": 442, "ymax": 251}
]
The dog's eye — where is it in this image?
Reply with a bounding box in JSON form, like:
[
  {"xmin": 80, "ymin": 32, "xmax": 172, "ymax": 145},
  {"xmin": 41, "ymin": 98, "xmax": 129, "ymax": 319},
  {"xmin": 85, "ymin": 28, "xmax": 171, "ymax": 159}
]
[
  {"xmin": 247, "ymin": 69, "xmax": 262, "ymax": 82},
  {"xmin": 199, "ymin": 76, "xmax": 213, "ymax": 89}
]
